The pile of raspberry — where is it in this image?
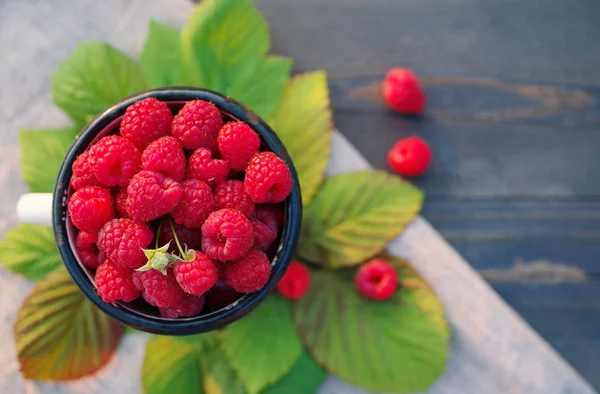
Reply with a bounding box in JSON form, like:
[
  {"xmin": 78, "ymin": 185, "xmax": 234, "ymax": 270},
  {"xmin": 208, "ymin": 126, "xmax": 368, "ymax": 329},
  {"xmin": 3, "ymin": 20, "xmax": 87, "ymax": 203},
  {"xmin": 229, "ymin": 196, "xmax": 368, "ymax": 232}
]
[{"xmin": 67, "ymin": 98, "xmax": 292, "ymax": 319}]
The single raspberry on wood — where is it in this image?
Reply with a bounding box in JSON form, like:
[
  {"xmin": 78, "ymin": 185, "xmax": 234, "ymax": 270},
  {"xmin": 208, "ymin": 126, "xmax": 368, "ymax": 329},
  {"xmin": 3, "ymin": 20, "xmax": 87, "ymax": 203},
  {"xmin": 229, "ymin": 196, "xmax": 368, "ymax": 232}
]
[
  {"xmin": 222, "ymin": 249, "xmax": 271, "ymax": 293},
  {"xmin": 171, "ymin": 100, "xmax": 223, "ymax": 151},
  {"xmin": 174, "ymin": 251, "xmax": 218, "ymax": 296},
  {"xmin": 76, "ymin": 231, "xmax": 101, "ymax": 269},
  {"xmin": 141, "ymin": 136, "xmax": 186, "ymax": 181},
  {"xmin": 114, "ymin": 187, "xmax": 129, "ymax": 218},
  {"xmin": 120, "ymin": 97, "xmax": 173, "ymax": 149},
  {"xmin": 245, "ymin": 152, "xmax": 293, "ymax": 203},
  {"xmin": 68, "ymin": 186, "xmax": 114, "ymax": 233},
  {"xmin": 251, "ymin": 205, "xmax": 279, "ymax": 251},
  {"xmin": 214, "ymin": 179, "xmax": 255, "ymax": 217},
  {"xmin": 157, "ymin": 217, "xmax": 203, "ymax": 253},
  {"xmin": 201, "ymin": 209, "xmax": 254, "ymax": 261},
  {"xmin": 126, "ymin": 170, "xmax": 183, "ymax": 222},
  {"xmin": 95, "ymin": 260, "xmax": 140, "ymax": 303},
  {"xmin": 217, "ymin": 121, "xmax": 260, "ymax": 171},
  {"xmin": 159, "ymin": 295, "xmax": 205, "ymax": 319},
  {"xmin": 70, "ymin": 151, "xmax": 101, "ymax": 190},
  {"xmin": 171, "ymin": 179, "xmax": 215, "ymax": 228},
  {"xmin": 97, "ymin": 218, "xmax": 154, "ymax": 269},
  {"xmin": 382, "ymin": 68, "xmax": 426, "ymax": 114},
  {"xmin": 387, "ymin": 136, "xmax": 431, "ymax": 177},
  {"xmin": 186, "ymin": 148, "xmax": 229, "ymax": 186},
  {"xmin": 277, "ymin": 261, "xmax": 311, "ymax": 300},
  {"xmin": 137, "ymin": 268, "xmax": 186, "ymax": 308},
  {"xmin": 355, "ymin": 258, "xmax": 398, "ymax": 301},
  {"xmin": 88, "ymin": 135, "xmax": 141, "ymax": 187}
]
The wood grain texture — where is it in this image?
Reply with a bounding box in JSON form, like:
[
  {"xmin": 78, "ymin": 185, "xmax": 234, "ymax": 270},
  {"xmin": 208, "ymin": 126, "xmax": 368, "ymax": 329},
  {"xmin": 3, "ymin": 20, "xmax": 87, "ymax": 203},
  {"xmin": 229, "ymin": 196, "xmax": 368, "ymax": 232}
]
[{"xmin": 0, "ymin": 0, "xmax": 597, "ymax": 393}]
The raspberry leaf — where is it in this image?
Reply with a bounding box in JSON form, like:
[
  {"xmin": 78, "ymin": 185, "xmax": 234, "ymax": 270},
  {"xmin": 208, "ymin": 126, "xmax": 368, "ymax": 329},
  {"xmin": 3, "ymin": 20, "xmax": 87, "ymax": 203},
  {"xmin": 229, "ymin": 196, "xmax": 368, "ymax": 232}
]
[
  {"xmin": 267, "ymin": 71, "xmax": 333, "ymax": 205},
  {"xmin": 51, "ymin": 42, "xmax": 147, "ymax": 127},
  {"xmin": 0, "ymin": 224, "xmax": 62, "ymax": 281},
  {"xmin": 203, "ymin": 347, "xmax": 247, "ymax": 394},
  {"xmin": 293, "ymin": 257, "xmax": 449, "ymax": 393},
  {"xmin": 140, "ymin": 20, "xmax": 185, "ymax": 88},
  {"xmin": 143, "ymin": 335, "xmax": 206, "ymax": 394},
  {"xmin": 298, "ymin": 171, "xmax": 423, "ymax": 267},
  {"xmin": 13, "ymin": 270, "xmax": 124, "ymax": 380},
  {"xmin": 19, "ymin": 128, "xmax": 78, "ymax": 193},
  {"xmin": 220, "ymin": 295, "xmax": 302, "ymax": 394},
  {"xmin": 181, "ymin": 0, "xmax": 290, "ymax": 118},
  {"xmin": 261, "ymin": 351, "xmax": 327, "ymax": 394}
]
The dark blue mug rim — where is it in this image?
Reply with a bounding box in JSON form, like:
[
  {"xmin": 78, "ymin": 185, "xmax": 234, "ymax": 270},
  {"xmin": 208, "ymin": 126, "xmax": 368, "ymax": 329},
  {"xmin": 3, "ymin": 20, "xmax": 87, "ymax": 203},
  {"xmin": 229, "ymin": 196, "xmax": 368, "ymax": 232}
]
[{"xmin": 53, "ymin": 87, "xmax": 302, "ymax": 335}]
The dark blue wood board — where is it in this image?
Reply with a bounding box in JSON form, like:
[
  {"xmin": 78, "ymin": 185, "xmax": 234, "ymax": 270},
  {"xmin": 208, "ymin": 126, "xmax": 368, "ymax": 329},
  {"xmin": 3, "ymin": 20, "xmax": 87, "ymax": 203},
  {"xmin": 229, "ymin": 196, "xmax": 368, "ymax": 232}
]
[{"xmin": 256, "ymin": 0, "xmax": 600, "ymax": 389}]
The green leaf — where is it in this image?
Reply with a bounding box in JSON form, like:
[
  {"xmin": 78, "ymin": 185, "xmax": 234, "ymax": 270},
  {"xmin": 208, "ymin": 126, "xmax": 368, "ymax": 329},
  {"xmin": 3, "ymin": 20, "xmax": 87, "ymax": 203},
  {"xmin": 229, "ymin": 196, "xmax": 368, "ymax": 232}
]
[
  {"xmin": 220, "ymin": 295, "xmax": 303, "ymax": 394},
  {"xmin": 0, "ymin": 224, "xmax": 62, "ymax": 281},
  {"xmin": 268, "ymin": 71, "xmax": 332, "ymax": 205},
  {"xmin": 181, "ymin": 0, "xmax": 290, "ymax": 118},
  {"xmin": 293, "ymin": 258, "xmax": 449, "ymax": 393},
  {"xmin": 52, "ymin": 42, "xmax": 147, "ymax": 127},
  {"xmin": 143, "ymin": 335, "xmax": 205, "ymax": 394},
  {"xmin": 14, "ymin": 270, "xmax": 124, "ymax": 380},
  {"xmin": 262, "ymin": 351, "xmax": 327, "ymax": 394},
  {"xmin": 227, "ymin": 55, "xmax": 292, "ymax": 119},
  {"xmin": 298, "ymin": 171, "xmax": 423, "ymax": 267},
  {"xmin": 19, "ymin": 128, "xmax": 77, "ymax": 192},
  {"xmin": 203, "ymin": 347, "xmax": 247, "ymax": 394},
  {"xmin": 140, "ymin": 20, "xmax": 185, "ymax": 88}
]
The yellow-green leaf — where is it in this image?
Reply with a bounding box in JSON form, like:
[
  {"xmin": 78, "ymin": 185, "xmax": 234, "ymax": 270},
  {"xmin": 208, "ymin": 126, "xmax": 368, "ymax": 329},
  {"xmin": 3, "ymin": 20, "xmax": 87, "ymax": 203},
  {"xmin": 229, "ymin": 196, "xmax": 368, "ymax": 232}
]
[
  {"xmin": 0, "ymin": 224, "xmax": 62, "ymax": 281},
  {"xmin": 14, "ymin": 270, "xmax": 124, "ymax": 380},
  {"xmin": 298, "ymin": 171, "xmax": 423, "ymax": 267},
  {"xmin": 140, "ymin": 20, "xmax": 185, "ymax": 88},
  {"xmin": 293, "ymin": 257, "xmax": 449, "ymax": 393},
  {"xmin": 220, "ymin": 295, "xmax": 302, "ymax": 394},
  {"xmin": 268, "ymin": 71, "xmax": 332, "ymax": 205},
  {"xmin": 52, "ymin": 42, "xmax": 147, "ymax": 127},
  {"xmin": 203, "ymin": 347, "xmax": 247, "ymax": 394},
  {"xmin": 143, "ymin": 335, "xmax": 205, "ymax": 394},
  {"xmin": 19, "ymin": 128, "xmax": 77, "ymax": 193}
]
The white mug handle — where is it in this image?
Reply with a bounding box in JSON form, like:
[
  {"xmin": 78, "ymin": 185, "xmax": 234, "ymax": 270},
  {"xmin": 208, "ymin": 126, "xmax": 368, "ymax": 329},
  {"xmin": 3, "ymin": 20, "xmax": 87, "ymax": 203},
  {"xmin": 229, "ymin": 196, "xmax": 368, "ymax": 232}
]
[{"xmin": 17, "ymin": 193, "xmax": 53, "ymax": 226}]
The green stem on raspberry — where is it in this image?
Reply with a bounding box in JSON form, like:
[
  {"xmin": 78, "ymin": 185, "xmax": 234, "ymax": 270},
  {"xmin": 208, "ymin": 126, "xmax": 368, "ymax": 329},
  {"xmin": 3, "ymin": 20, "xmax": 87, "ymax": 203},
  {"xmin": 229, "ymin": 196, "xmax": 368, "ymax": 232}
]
[
  {"xmin": 169, "ymin": 217, "xmax": 186, "ymax": 258},
  {"xmin": 155, "ymin": 218, "xmax": 163, "ymax": 249}
]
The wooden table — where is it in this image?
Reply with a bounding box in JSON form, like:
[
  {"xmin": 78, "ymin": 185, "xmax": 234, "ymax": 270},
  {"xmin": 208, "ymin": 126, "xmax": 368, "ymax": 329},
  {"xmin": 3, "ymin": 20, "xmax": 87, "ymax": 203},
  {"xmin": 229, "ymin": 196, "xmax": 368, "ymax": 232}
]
[{"xmin": 255, "ymin": 0, "xmax": 600, "ymax": 389}]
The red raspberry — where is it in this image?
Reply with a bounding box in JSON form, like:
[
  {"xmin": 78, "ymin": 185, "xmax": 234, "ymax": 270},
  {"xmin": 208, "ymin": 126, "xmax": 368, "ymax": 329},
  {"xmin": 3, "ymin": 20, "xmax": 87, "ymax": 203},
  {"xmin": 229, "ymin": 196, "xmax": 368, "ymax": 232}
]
[
  {"xmin": 251, "ymin": 205, "xmax": 278, "ymax": 251},
  {"xmin": 171, "ymin": 100, "xmax": 223, "ymax": 151},
  {"xmin": 141, "ymin": 136, "xmax": 186, "ymax": 181},
  {"xmin": 244, "ymin": 152, "xmax": 293, "ymax": 204},
  {"xmin": 68, "ymin": 186, "xmax": 114, "ymax": 233},
  {"xmin": 201, "ymin": 209, "xmax": 254, "ymax": 261},
  {"xmin": 95, "ymin": 260, "xmax": 140, "ymax": 303},
  {"xmin": 382, "ymin": 68, "xmax": 426, "ymax": 114},
  {"xmin": 171, "ymin": 179, "xmax": 215, "ymax": 228},
  {"xmin": 70, "ymin": 151, "xmax": 101, "ymax": 190},
  {"xmin": 277, "ymin": 261, "xmax": 311, "ymax": 300},
  {"xmin": 137, "ymin": 268, "xmax": 186, "ymax": 308},
  {"xmin": 88, "ymin": 135, "xmax": 141, "ymax": 187},
  {"xmin": 132, "ymin": 270, "xmax": 144, "ymax": 291},
  {"xmin": 126, "ymin": 170, "xmax": 183, "ymax": 222},
  {"xmin": 204, "ymin": 280, "xmax": 241, "ymax": 310},
  {"xmin": 114, "ymin": 187, "xmax": 129, "ymax": 218},
  {"xmin": 186, "ymin": 148, "xmax": 229, "ymax": 186},
  {"xmin": 174, "ymin": 251, "xmax": 218, "ymax": 296},
  {"xmin": 214, "ymin": 180, "xmax": 255, "ymax": 217},
  {"xmin": 387, "ymin": 136, "xmax": 431, "ymax": 177},
  {"xmin": 355, "ymin": 258, "xmax": 398, "ymax": 301},
  {"xmin": 157, "ymin": 217, "xmax": 202, "ymax": 253},
  {"xmin": 217, "ymin": 122, "xmax": 260, "ymax": 171},
  {"xmin": 120, "ymin": 97, "xmax": 173, "ymax": 148},
  {"xmin": 159, "ymin": 295, "xmax": 205, "ymax": 318},
  {"xmin": 222, "ymin": 249, "xmax": 271, "ymax": 293},
  {"xmin": 97, "ymin": 219, "xmax": 154, "ymax": 269},
  {"xmin": 76, "ymin": 231, "xmax": 101, "ymax": 269}
]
